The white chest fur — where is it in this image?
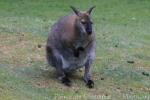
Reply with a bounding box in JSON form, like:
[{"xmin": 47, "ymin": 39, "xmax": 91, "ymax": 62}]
[{"xmin": 61, "ymin": 51, "xmax": 87, "ymax": 71}]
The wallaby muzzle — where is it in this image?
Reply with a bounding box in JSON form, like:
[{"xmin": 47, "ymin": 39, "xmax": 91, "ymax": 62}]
[{"xmin": 86, "ymin": 24, "xmax": 92, "ymax": 35}]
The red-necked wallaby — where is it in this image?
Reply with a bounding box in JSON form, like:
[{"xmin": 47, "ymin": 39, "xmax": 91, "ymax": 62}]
[{"xmin": 46, "ymin": 6, "xmax": 96, "ymax": 88}]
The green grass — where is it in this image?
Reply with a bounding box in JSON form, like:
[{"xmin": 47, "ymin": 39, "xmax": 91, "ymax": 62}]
[{"xmin": 0, "ymin": 0, "xmax": 150, "ymax": 100}]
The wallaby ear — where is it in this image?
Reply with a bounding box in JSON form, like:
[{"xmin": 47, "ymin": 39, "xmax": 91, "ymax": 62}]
[
  {"xmin": 87, "ymin": 6, "xmax": 96, "ymax": 14},
  {"xmin": 70, "ymin": 6, "xmax": 80, "ymax": 16}
]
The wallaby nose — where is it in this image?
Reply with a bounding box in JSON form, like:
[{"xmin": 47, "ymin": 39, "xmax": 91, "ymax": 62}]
[{"xmin": 87, "ymin": 30, "xmax": 92, "ymax": 35}]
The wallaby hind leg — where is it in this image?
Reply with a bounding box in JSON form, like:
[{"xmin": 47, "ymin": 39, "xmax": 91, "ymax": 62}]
[
  {"xmin": 56, "ymin": 65, "xmax": 72, "ymax": 86},
  {"xmin": 46, "ymin": 46, "xmax": 71, "ymax": 86}
]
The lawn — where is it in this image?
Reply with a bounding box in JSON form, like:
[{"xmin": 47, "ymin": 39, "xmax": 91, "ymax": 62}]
[{"xmin": 0, "ymin": 0, "xmax": 150, "ymax": 100}]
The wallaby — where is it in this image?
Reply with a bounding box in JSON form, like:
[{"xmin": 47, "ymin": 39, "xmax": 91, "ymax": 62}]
[{"xmin": 46, "ymin": 6, "xmax": 96, "ymax": 88}]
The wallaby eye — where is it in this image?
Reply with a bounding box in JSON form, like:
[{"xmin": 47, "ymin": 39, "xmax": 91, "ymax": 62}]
[
  {"xmin": 81, "ymin": 21, "xmax": 86, "ymax": 25},
  {"xmin": 81, "ymin": 19, "xmax": 86, "ymax": 25}
]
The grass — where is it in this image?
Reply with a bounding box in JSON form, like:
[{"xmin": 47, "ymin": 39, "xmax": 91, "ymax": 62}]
[{"xmin": 0, "ymin": 0, "xmax": 150, "ymax": 100}]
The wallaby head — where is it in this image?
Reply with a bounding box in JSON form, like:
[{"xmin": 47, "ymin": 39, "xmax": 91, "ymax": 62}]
[{"xmin": 70, "ymin": 6, "xmax": 95, "ymax": 35}]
